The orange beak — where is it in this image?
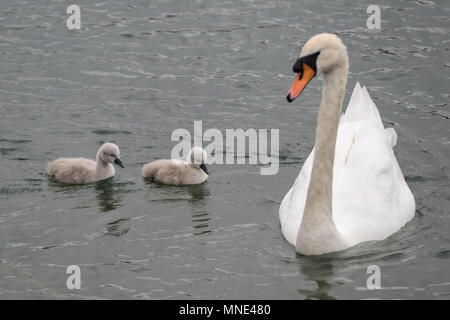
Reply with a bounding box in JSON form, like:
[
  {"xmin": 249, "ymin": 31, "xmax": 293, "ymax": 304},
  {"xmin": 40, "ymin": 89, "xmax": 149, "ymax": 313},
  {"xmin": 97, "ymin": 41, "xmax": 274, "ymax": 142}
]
[{"xmin": 286, "ymin": 63, "xmax": 316, "ymax": 103}]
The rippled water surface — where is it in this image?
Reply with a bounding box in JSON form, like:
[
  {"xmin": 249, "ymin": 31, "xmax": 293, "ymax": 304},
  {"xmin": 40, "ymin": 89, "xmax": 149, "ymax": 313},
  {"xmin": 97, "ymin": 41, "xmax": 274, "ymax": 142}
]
[{"xmin": 0, "ymin": 0, "xmax": 449, "ymax": 299}]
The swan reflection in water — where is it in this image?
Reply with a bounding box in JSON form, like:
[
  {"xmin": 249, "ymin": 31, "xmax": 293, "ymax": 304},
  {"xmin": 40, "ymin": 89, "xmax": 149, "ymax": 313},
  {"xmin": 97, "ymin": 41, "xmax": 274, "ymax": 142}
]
[
  {"xmin": 298, "ymin": 256, "xmax": 336, "ymax": 300},
  {"xmin": 144, "ymin": 179, "xmax": 211, "ymax": 236},
  {"xmin": 185, "ymin": 183, "xmax": 211, "ymax": 236},
  {"xmin": 95, "ymin": 178, "xmax": 125, "ymax": 213},
  {"xmin": 95, "ymin": 178, "xmax": 130, "ymax": 237}
]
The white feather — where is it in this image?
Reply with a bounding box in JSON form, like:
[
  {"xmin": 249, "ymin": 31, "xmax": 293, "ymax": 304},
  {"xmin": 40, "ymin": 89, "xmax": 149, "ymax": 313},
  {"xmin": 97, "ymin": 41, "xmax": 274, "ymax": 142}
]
[{"xmin": 280, "ymin": 82, "xmax": 415, "ymax": 248}]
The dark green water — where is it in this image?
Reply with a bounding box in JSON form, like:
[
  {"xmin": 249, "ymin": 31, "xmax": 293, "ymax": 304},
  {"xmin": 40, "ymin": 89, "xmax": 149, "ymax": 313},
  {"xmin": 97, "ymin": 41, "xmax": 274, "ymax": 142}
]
[{"xmin": 0, "ymin": 0, "xmax": 449, "ymax": 299}]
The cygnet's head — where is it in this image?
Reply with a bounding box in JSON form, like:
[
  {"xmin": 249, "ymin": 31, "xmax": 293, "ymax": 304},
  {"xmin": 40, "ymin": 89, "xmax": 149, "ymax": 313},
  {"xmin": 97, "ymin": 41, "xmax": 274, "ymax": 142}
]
[
  {"xmin": 287, "ymin": 33, "xmax": 348, "ymax": 102},
  {"xmin": 97, "ymin": 143, "xmax": 124, "ymax": 168},
  {"xmin": 187, "ymin": 147, "xmax": 208, "ymax": 174}
]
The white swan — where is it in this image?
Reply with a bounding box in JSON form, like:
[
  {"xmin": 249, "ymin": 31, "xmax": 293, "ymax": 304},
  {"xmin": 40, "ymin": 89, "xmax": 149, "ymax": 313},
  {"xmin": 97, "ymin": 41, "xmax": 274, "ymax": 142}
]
[
  {"xmin": 279, "ymin": 33, "xmax": 415, "ymax": 255},
  {"xmin": 47, "ymin": 143, "xmax": 124, "ymax": 184},
  {"xmin": 142, "ymin": 147, "xmax": 209, "ymax": 185}
]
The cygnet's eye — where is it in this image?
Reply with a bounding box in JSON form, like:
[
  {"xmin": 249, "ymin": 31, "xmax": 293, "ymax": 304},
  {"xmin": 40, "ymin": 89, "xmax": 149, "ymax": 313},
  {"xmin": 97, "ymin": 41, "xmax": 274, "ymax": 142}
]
[{"xmin": 110, "ymin": 154, "xmax": 115, "ymax": 157}]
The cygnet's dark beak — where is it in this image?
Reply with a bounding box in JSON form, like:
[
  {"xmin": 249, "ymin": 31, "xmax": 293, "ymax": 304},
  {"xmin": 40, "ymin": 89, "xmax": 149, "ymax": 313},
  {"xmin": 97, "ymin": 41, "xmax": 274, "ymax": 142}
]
[
  {"xmin": 114, "ymin": 158, "xmax": 124, "ymax": 168},
  {"xmin": 200, "ymin": 163, "xmax": 208, "ymax": 175}
]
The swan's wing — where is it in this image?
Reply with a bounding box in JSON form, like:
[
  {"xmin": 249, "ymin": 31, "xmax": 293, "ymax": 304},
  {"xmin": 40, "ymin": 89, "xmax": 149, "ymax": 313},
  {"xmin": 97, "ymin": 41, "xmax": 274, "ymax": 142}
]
[
  {"xmin": 47, "ymin": 158, "xmax": 96, "ymax": 184},
  {"xmin": 341, "ymin": 82, "xmax": 397, "ymax": 148},
  {"xmin": 142, "ymin": 159, "xmax": 185, "ymax": 185},
  {"xmin": 341, "ymin": 82, "xmax": 383, "ymax": 128},
  {"xmin": 384, "ymin": 127, "xmax": 397, "ymax": 147},
  {"xmin": 279, "ymin": 149, "xmax": 314, "ymax": 245},
  {"xmin": 332, "ymin": 124, "xmax": 415, "ymax": 246},
  {"xmin": 335, "ymin": 85, "xmax": 414, "ymax": 244}
]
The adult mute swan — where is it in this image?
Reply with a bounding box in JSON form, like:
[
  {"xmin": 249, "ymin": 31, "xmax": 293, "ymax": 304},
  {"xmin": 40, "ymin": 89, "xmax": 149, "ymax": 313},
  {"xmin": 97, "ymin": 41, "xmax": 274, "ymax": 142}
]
[
  {"xmin": 142, "ymin": 147, "xmax": 209, "ymax": 185},
  {"xmin": 47, "ymin": 143, "xmax": 124, "ymax": 184},
  {"xmin": 280, "ymin": 33, "xmax": 415, "ymax": 255}
]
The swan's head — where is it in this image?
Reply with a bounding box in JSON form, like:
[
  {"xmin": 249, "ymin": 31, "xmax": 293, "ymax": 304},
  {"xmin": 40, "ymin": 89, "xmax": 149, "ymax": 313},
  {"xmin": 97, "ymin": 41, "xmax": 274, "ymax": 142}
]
[
  {"xmin": 98, "ymin": 143, "xmax": 124, "ymax": 168},
  {"xmin": 187, "ymin": 147, "xmax": 208, "ymax": 174},
  {"xmin": 287, "ymin": 33, "xmax": 348, "ymax": 103}
]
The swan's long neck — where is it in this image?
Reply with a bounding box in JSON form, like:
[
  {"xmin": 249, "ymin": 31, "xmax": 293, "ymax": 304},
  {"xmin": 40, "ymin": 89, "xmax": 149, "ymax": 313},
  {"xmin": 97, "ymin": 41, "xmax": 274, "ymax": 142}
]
[
  {"xmin": 96, "ymin": 150, "xmax": 111, "ymax": 173},
  {"xmin": 296, "ymin": 66, "xmax": 348, "ymax": 255}
]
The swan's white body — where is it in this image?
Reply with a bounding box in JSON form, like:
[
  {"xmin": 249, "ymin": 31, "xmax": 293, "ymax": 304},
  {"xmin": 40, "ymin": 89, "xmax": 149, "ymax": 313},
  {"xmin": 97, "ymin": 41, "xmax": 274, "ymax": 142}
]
[
  {"xmin": 280, "ymin": 33, "xmax": 415, "ymax": 255},
  {"xmin": 47, "ymin": 143, "xmax": 124, "ymax": 184},
  {"xmin": 280, "ymin": 83, "xmax": 415, "ymax": 249},
  {"xmin": 142, "ymin": 147, "xmax": 209, "ymax": 185}
]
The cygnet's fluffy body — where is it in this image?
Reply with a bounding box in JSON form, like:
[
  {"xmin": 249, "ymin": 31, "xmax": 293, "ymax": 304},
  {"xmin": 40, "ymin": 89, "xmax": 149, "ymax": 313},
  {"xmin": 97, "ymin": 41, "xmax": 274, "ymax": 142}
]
[
  {"xmin": 142, "ymin": 147, "xmax": 208, "ymax": 185},
  {"xmin": 47, "ymin": 143, "xmax": 124, "ymax": 184}
]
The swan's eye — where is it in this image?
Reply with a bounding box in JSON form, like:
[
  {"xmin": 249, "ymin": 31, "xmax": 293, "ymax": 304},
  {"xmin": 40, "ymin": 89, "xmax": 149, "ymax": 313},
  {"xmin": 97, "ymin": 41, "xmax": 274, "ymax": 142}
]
[{"xmin": 110, "ymin": 154, "xmax": 115, "ymax": 157}]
